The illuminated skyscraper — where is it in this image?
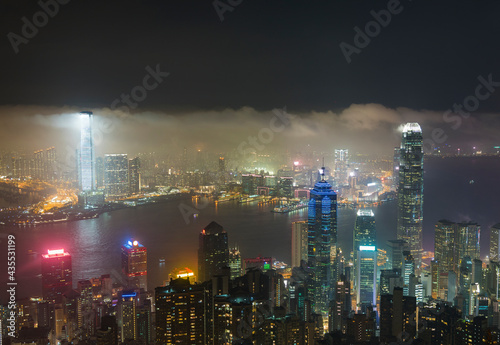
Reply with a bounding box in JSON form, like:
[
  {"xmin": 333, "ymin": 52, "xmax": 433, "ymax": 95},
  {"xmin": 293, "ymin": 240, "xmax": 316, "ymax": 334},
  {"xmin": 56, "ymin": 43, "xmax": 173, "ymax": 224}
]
[
  {"xmin": 435, "ymin": 220, "xmax": 459, "ymax": 276},
  {"xmin": 334, "ymin": 149, "xmax": 349, "ymax": 186},
  {"xmin": 353, "ymin": 209, "xmax": 376, "ymax": 276},
  {"xmin": 308, "ymin": 166, "xmax": 337, "ymax": 316},
  {"xmin": 393, "ymin": 147, "xmax": 400, "ymax": 188},
  {"xmin": 96, "ymin": 156, "xmax": 105, "ymax": 188},
  {"xmin": 356, "ymin": 245, "xmax": 377, "ymax": 312},
  {"xmin": 457, "ymin": 222, "xmax": 480, "ymax": 262},
  {"xmin": 490, "ymin": 223, "xmax": 500, "ymax": 262},
  {"xmin": 128, "ymin": 157, "xmax": 140, "ymax": 195},
  {"xmin": 104, "ymin": 154, "xmax": 129, "ymax": 197},
  {"xmin": 291, "ymin": 220, "xmax": 308, "ymax": 268},
  {"xmin": 121, "ymin": 240, "xmax": 147, "ymax": 291},
  {"xmin": 155, "ymin": 279, "xmax": 210, "ymax": 345},
  {"xmin": 198, "ymin": 221, "xmax": 229, "ymax": 282},
  {"xmin": 33, "ymin": 147, "xmax": 56, "ymax": 181},
  {"xmin": 228, "ymin": 247, "xmax": 242, "ymax": 279},
  {"xmin": 78, "ymin": 111, "xmax": 96, "ymax": 191},
  {"xmin": 118, "ymin": 291, "xmax": 137, "ymax": 342},
  {"xmin": 403, "ymin": 251, "xmax": 415, "ymax": 296},
  {"xmin": 387, "ymin": 239, "xmax": 407, "ymax": 271},
  {"xmin": 397, "ymin": 123, "xmax": 424, "ymax": 271},
  {"xmin": 41, "ymin": 249, "xmax": 72, "ymax": 303}
]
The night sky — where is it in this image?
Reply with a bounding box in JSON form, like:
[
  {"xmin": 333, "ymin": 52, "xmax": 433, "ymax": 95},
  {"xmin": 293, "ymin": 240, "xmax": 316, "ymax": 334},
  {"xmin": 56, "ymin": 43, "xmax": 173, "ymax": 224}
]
[{"xmin": 0, "ymin": 0, "xmax": 499, "ymax": 153}]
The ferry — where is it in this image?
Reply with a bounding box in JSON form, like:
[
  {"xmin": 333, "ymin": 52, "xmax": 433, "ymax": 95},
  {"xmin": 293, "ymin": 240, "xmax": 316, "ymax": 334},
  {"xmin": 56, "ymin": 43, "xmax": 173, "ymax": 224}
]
[{"xmin": 271, "ymin": 200, "xmax": 308, "ymax": 213}]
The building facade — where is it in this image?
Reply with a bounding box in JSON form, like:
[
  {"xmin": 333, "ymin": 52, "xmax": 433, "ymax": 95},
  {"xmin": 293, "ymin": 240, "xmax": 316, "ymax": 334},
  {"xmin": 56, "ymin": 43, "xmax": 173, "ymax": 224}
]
[{"xmin": 397, "ymin": 122, "xmax": 424, "ymax": 271}]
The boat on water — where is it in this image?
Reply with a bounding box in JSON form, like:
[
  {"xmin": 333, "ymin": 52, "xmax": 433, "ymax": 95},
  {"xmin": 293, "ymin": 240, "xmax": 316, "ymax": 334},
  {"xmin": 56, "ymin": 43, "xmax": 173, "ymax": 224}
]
[{"xmin": 271, "ymin": 201, "xmax": 308, "ymax": 213}]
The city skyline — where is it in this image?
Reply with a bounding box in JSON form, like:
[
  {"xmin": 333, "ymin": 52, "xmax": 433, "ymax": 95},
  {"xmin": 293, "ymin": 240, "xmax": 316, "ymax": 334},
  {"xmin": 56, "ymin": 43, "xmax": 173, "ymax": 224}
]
[{"xmin": 1, "ymin": 1, "xmax": 500, "ymax": 343}]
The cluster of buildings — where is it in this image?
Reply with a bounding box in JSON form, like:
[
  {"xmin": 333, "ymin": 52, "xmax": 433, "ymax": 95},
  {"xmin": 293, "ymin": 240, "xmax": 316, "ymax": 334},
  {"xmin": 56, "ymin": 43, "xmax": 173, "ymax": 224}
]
[
  {"xmin": 3, "ymin": 120, "xmax": 500, "ymax": 344},
  {"xmin": 2, "ymin": 147, "xmax": 57, "ymax": 182}
]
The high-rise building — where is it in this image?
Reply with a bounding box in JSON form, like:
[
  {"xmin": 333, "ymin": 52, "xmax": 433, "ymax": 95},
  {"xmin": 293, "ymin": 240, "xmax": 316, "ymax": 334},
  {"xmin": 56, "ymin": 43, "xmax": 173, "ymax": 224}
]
[
  {"xmin": 277, "ymin": 176, "xmax": 294, "ymax": 198},
  {"xmin": 241, "ymin": 174, "xmax": 263, "ymax": 195},
  {"xmin": 308, "ymin": 166, "xmax": 337, "ymax": 316},
  {"xmin": 457, "ymin": 222, "xmax": 480, "ymax": 262},
  {"xmin": 379, "ymin": 287, "xmax": 416, "ymax": 343},
  {"xmin": 387, "ymin": 239, "xmax": 407, "ymax": 271},
  {"xmin": 397, "ymin": 122, "xmax": 424, "ymax": 271},
  {"xmin": 379, "ymin": 269, "xmax": 402, "ymax": 295},
  {"xmin": 330, "ymin": 274, "xmax": 351, "ymax": 333},
  {"xmin": 155, "ymin": 278, "xmax": 210, "ymax": 345},
  {"xmin": 471, "ymin": 259, "xmax": 482, "ymax": 285},
  {"xmin": 96, "ymin": 156, "xmax": 105, "ymax": 188},
  {"xmin": 97, "ymin": 315, "xmax": 118, "ymax": 345},
  {"xmin": 455, "ymin": 316, "xmax": 488, "ymax": 345},
  {"xmin": 490, "ymin": 223, "xmax": 500, "ymax": 262},
  {"xmin": 33, "ymin": 147, "xmax": 57, "ymax": 181},
  {"xmin": 435, "ymin": 220, "xmax": 459, "ymax": 275},
  {"xmin": 118, "ymin": 292, "xmax": 137, "ymax": 342},
  {"xmin": 121, "ymin": 240, "xmax": 147, "ymax": 291},
  {"xmin": 128, "ymin": 157, "xmax": 140, "ymax": 195},
  {"xmin": 356, "ymin": 245, "xmax": 377, "ymax": 312},
  {"xmin": 353, "ymin": 209, "xmax": 376, "ymax": 286},
  {"xmin": 198, "ymin": 221, "xmax": 229, "ymax": 282},
  {"xmin": 41, "ymin": 249, "xmax": 72, "ymax": 303},
  {"xmin": 434, "ymin": 220, "xmax": 480, "ymax": 277},
  {"xmin": 228, "ymin": 247, "xmax": 242, "ymax": 279},
  {"xmin": 393, "ymin": 147, "xmax": 400, "ymax": 188},
  {"xmin": 334, "ymin": 149, "xmax": 349, "ymax": 186},
  {"xmin": 218, "ymin": 156, "xmax": 226, "ymax": 186},
  {"xmin": 78, "ymin": 111, "xmax": 96, "ymax": 191},
  {"xmin": 104, "ymin": 154, "xmax": 129, "ymax": 197},
  {"xmin": 403, "ymin": 251, "xmax": 415, "ymax": 296},
  {"xmin": 291, "ymin": 220, "xmax": 308, "ymax": 268},
  {"xmin": 430, "ymin": 260, "xmax": 439, "ymax": 299}
]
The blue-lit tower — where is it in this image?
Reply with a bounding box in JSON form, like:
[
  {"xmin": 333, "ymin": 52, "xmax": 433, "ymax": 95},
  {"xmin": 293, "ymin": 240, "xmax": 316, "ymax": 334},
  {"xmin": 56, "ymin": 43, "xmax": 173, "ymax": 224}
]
[
  {"xmin": 308, "ymin": 166, "xmax": 337, "ymax": 316},
  {"xmin": 78, "ymin": 111, "xmax": 96, "ymax": 191}
]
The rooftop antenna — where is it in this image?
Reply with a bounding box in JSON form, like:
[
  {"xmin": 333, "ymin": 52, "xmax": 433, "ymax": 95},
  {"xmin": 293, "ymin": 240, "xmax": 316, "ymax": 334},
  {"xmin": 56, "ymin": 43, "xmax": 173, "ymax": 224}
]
[{"xmin": 320, "ymin": 157, "xmax": 326, "ymax": 181}]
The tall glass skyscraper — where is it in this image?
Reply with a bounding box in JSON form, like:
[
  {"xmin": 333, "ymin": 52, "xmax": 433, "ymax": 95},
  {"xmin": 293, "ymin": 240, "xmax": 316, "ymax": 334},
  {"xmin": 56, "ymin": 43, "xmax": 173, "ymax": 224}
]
[
  {"xmin": 353, "ymin": 209, "xmax": 376, "ymax": 301},
  {"xmin": 353, "ymin": 209, "xmax": 376, "ymax": 267},
  {"xmin": 308, "ymin": 167, "xmax": 337, "ymax": 316},
  {"xmin": 198, "ymin": 221, "xmax": 229, "ymax": 282},
  {"xmin": 79, "ymin": 111, "xmax": 96, "ymax": 191},
  {"xmin": 356, "ymin": 245, "xmax": 377, "ymax": 313},
  {"xmin": 397, "ymin": 123, "xmax": 424, "ymax": 271}
]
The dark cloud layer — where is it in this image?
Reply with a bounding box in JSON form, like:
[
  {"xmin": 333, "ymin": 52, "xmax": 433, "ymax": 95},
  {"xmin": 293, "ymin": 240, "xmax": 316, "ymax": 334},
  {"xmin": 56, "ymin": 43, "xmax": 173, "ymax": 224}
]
[{"xmin": 0, "ymin": 104, "xmax": 497, "ymax": 158}]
